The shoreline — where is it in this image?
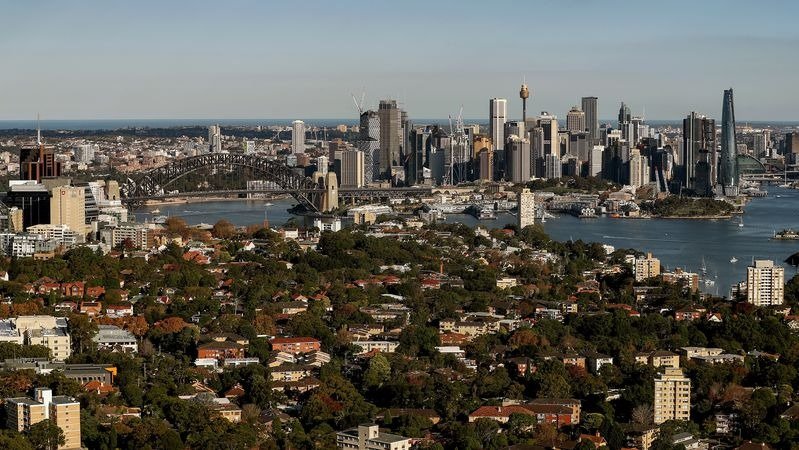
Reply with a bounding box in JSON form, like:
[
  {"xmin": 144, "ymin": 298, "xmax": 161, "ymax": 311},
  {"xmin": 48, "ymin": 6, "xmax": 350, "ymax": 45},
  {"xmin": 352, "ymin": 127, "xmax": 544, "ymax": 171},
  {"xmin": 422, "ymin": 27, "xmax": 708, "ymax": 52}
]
[{"xmin": 141, "ymin": 195, "xmax": 291, "ymax": 207}]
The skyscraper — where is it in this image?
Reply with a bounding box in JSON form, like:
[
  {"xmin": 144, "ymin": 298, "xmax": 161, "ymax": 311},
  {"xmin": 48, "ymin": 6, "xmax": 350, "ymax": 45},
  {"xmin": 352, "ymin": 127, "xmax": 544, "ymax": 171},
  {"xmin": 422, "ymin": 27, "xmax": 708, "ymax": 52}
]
[
  {"xmin": 682, "ymin": 112, "xmax": 716, "ymax": 195},
  {"xmin": 505, "ymin": 134, "xmax": 531, "ymax": 183},
  {"xmin": 582, "ymin": 96, "xmax": 599, "ymax": 145},
  {"xmin": 358, "ymin": 110, "xmax": 380, "ymax": 182},
  {"xmin": 746, "ymin": 260, "xmax": 784, "ymax": 306},
  {"xmin": 718, "ymin": 89, "xmax": 738, "ymax": 196},
  {"xmin": 566, "ymin": 106, "xmax": 586, "ymax": 133},
  {"xmin": 654, "ymin": 367, "xmax": 691, "ymax": 424},
  {"xmin": 340, "ymin": 150, "xmax": 365, "ymax": 188},
  {"xmin": 378, "ymin": 100, "xmax": 401, "ymax": 176},
  {"xmin": 489, "ymin": 98, "xmax": 507, "ymax": 152},
  {"xmin": 291, "ymin": 120, "xmax": 305, "ymax": 154},
  {"xmin": 618, "ymin": 102, "xmax": 632, "ymax": 141}
]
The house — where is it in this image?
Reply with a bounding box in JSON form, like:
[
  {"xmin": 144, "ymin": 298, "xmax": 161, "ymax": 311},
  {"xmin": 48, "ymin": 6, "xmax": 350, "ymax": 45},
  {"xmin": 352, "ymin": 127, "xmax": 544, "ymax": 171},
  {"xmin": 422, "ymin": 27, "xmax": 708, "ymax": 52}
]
[
  {"xmin": 105, "ymin": 303, "xmax": 134, "ymax": 318},
  {"xmin": 86, "ymin": 286, "xmax": 106, "ymax": 298},
  {"xmin": 79, "ymin": 301, "xmax": 103, "ymax": 317},
  {"xmin": 269, "ymin": 337, "xmax": 321, "ymax": 355},
  {"xmin": 61, "ymin": 282, "xmax": 85, "ymax": 298},
  {"xmin": 468, "ymin": 404, "xmax": 574, "ymax": 428}
]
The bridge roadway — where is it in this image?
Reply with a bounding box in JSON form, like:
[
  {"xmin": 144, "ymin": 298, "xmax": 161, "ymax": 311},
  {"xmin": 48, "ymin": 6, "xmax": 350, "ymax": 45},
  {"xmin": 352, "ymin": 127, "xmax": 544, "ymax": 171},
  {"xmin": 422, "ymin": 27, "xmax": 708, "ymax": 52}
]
[{"xmin": 124, "ymin": 187, "xmax": 433, "ymax": 202}]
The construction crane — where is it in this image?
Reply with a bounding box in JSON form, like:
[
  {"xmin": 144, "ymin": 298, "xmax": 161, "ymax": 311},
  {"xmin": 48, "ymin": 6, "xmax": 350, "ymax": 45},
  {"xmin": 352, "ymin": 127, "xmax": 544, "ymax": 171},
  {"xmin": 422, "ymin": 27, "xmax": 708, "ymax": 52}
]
[{"xmin": 351, "ymin": 91, "xmax": 366, "ymax": 115}]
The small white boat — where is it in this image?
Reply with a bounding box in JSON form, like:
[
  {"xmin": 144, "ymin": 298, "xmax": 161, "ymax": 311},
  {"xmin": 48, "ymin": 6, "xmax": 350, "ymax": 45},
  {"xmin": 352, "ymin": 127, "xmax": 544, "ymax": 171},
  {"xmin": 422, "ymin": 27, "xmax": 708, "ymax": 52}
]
[
  {"xmin": 730, "ymin": 257, "xmax": 738, "ymax": 263},
  {"xmin": 151, "ymin": 208, "xmax": 161, "ymax": 214}
]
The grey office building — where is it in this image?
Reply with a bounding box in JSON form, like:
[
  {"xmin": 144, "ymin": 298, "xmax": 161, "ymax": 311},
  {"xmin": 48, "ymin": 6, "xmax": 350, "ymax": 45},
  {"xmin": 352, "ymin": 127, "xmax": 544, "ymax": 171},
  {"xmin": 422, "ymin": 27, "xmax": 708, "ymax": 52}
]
[{"xmin": 582, "ymin": 96, "xmax": 599, "ymax": 145}]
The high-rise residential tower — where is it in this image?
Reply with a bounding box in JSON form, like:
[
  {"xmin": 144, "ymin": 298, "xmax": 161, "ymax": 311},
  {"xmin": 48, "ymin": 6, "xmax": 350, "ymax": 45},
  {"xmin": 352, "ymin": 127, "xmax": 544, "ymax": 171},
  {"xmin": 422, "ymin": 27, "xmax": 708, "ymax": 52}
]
[
  {"xmin": 340, "ymin": 150, "xmax": 365, "ymax": 188},
  {"xmin": 718, "ymin": 88, "xmax": 738, "ymax": 196},
  {"xmin": 746, "ymin": 260, "xmax": 784, "ymax": 306},
  {"xmin": 566, "ymin": 106, "xmax": 586, "ymax": 133},
  {"xmin": 517, "ymin": 188, "xmax": 535, "ymax": 229},
  {"xmin": 291, "ymin": 120, "xmax": 305, "ymax": 154},
  {"xmin": 581, "ymin": 96, "xmax": 599, "ymax": 145},
  {"xmin": 489, "ymin": 98, "xmax": 508, "ymax": 152},
  {"xmin": 654, "ymin": 367, "xmax": 691, "ymax": 424}
]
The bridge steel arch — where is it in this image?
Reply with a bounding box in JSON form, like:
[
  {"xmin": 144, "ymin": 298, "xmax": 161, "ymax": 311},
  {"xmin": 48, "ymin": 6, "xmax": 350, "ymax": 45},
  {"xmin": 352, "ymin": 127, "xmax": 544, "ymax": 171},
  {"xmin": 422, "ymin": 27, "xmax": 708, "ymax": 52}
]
[{"xmin": 122, "ymin": 153, "xmax": 321, "ymax": 212}]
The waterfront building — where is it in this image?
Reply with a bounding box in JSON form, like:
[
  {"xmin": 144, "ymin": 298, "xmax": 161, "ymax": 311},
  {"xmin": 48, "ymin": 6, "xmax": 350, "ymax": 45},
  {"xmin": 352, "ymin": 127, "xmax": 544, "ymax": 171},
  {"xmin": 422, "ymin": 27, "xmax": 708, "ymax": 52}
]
[
  {"xmin": 718, "ymin": 89, "xmax": 738, "ymax": 196},
  {"xmin": 489, "ymin": 98, "xmax": 507, "ymax": 153},
  {"xmin": 634, "ymin": 252, "xmax": 661, "ymax": 281},
  {"xmin": 378, "ymin": 100, "xmax": 402, "ymax": 176},
  {"xmin": 654, "ymin": 367, "xmax": 691, "ymax": 424},
  {"xmin": 682, "ymin": 112, "xmax": 716, "ymax": 195},
  {"xmin": 6, "ymin": 388, "xmax": 81, "ymax": 450},
  {"xmin": 517, "ymin": 188, "xmax": 535, "ymax": 230},
  {"xmin": 291, "ymin": 120, "xmax": 305, "ymax": 155},
  {"xmin": 566, "ymin": 106, "xmax": 586, "ymax": 133},
  {"xmin": 746, "ymin": 259, "xmax": 784, "ymax": 306},
  {"xmin": 581, "ymin": 96, "xmax": 599, "ymax": 145}
]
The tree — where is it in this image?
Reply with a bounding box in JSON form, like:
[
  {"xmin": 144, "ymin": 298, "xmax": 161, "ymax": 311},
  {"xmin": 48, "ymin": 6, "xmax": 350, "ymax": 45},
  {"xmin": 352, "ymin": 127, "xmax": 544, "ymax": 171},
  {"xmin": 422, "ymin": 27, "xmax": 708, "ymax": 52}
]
[
  {"xmin": 212, "ymin": 220, "xmax": 236, "ymax": 240},
  {"xmin": 66, "ymin": 313, "xmax": 98, "ymax": 354},
  {"xmin": 363, "ymin": 353, "xmax": 391, "ymax": 389},
  {"xmin": 0, "ymin": 431, "xmax": 34, "ymax": 450},
  {"xmin": 26, "ymin": 420, "xmax": 64, "ymax": 450}
]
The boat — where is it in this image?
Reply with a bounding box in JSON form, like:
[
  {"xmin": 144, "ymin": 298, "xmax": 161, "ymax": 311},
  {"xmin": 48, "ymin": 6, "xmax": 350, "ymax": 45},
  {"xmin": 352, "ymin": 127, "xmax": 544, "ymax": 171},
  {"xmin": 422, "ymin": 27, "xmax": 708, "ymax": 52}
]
[
  {"xmin": 704, "ymin": 279, "xmax": 715, "ymax": 287},
  {"xmin": 264, "ymin": 202, "xmax": 274, "ymax": 207},
  {"xmin": 478, "ymin": 207, "xmax": 496, "ymax": 220},
  {"xmin": 730, "ymin": 257, "xmax": 738, "ymax": 263},
  {"xmin": 773, "ymin": 229, "xmax": 799, "ymax": 240},
  {"xmin": 151, "ymin": 208, "xmax": 161, "ymax": 214}
]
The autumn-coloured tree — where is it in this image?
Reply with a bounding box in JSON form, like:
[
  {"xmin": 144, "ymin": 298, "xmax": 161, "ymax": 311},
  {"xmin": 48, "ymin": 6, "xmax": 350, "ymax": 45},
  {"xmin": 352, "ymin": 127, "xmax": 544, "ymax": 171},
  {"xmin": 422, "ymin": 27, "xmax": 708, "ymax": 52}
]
[
  {"xmin": 212, "ymin": 220, "xmax": 236, "ymax": 240},
  {"xmin": 153, "ymin": 316, "xmax": 189, "ymax": 334}
]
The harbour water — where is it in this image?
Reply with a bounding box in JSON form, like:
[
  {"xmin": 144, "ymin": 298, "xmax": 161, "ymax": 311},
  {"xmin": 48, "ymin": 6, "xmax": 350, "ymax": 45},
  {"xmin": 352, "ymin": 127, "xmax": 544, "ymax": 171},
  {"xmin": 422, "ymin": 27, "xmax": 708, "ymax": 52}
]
[{"xmin": 135, "ymin": 186, "xmax": 799, "ymax": 296}]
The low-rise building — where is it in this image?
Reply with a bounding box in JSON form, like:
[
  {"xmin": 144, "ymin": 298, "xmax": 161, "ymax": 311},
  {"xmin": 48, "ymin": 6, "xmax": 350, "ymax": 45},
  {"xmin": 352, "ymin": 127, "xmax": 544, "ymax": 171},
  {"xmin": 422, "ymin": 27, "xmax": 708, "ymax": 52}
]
[
  {"xmin": 269, "ymin": 337, "xmax": 321, "ymax": 354},
  {"xmin": 336, "ymin": 423, "xmax": 411, "ymax": 450},
  {"xmin": 93, "ymin": 325, "xmax": 138, "ymax": 353}
]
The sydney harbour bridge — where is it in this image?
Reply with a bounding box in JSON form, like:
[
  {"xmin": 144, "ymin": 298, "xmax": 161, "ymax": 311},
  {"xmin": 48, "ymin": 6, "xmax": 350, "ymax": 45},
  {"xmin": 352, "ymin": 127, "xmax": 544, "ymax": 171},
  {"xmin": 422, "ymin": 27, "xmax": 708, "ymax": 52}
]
[{"xmin": 120, "ymin": 153, "xmax": 430, "ymax": 213}]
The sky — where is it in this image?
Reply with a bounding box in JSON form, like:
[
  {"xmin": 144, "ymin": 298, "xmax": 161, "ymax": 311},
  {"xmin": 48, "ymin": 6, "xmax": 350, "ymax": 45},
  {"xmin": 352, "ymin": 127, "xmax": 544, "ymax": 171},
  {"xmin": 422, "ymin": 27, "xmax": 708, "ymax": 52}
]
[{"xmin": 1, "ymin": 0, "xmax": 798, "ymax": 122}]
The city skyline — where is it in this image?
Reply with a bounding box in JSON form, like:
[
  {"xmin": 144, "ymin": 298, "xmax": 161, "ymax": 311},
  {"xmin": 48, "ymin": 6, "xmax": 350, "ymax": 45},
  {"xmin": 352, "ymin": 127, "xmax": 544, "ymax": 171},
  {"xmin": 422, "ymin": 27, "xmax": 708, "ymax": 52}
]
[{"xmin": 2, "ymin": 0, "xmax": 799, "ymax": 121}]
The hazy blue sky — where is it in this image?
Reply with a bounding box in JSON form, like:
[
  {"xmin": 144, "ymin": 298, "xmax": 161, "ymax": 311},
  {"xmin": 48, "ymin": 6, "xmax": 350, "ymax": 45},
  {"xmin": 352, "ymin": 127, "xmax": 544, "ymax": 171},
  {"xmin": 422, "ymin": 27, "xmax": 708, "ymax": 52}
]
[{"xmin": 1, "ymin": 0, "xmax": 797, "ymax": 121}]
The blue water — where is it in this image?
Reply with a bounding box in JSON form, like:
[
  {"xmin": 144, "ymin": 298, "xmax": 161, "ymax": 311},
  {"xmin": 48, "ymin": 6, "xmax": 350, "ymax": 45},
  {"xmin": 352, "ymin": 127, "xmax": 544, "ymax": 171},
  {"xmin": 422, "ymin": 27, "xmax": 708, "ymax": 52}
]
[{"xmin": 134, "ymin": 187, "xmax": 799, "ymax": 296}]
